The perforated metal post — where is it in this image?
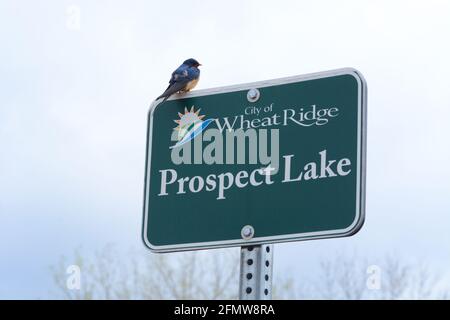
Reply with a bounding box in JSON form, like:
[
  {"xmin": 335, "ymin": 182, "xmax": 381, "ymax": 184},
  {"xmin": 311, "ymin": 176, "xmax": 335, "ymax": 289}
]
[{"xmin": 239, "ymin": 244, "xmax": 273, "ymax": 300}]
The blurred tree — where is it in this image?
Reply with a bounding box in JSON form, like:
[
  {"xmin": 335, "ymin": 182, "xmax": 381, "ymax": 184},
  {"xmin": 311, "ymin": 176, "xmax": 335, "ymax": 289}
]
[
  {"xmin": 311, "ymin": 253, "xmax": 448, "ymax": 299},
  {"xmin": 51, "ymin": 245, "xmax": 448, "ymax": 299},
  {"xmin": 51, "ymin": 244, "xmax": 240, "ymax": 299}
]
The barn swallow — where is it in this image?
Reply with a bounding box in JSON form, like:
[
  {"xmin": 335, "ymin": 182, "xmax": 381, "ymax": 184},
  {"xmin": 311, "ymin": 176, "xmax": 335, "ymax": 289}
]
[{"xmin": 157, "ymin": 58, "xmax": 201, "ymax": 102}]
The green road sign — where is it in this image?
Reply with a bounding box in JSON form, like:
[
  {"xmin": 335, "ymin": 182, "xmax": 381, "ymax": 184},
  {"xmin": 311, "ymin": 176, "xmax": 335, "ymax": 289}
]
[{"xmin": 143, "ymin": 68, "xmax": 367, "ymax": 252}]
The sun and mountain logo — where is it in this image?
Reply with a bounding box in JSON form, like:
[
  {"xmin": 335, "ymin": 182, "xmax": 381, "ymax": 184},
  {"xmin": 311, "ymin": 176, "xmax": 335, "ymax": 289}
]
[{"xmin": 170, "ymin": 106, "xmax": 215, "ymax": 149}]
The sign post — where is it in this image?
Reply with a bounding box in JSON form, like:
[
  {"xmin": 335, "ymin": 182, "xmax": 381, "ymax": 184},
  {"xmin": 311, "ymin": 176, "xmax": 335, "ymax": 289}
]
[
  {"xmin": 239, "ymin": 245, "xmax": 274, "ymax": 300},
  {"xmin": 142, "ymin": 68, "xmax": 367, "ymax": 298}
]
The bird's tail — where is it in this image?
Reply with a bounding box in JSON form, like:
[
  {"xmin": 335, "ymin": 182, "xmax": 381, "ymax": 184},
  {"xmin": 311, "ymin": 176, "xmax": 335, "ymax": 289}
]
[{"xmin": 154, "ymin": 94, "xmax": 169, "ymax": 104}]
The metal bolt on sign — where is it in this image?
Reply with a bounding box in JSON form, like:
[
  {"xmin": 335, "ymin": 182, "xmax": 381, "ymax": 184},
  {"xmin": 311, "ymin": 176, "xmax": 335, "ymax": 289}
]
[
  {"xmin": 239, "ymin": 244, "xmax": 273, "ymax": 300},
  {"xmin": 247, "ymin": 88, "xmax": 260, "ymax": 102},
  {"xmin": 241, "ymin": 225, "xmax": 254, "ymax": 240}
]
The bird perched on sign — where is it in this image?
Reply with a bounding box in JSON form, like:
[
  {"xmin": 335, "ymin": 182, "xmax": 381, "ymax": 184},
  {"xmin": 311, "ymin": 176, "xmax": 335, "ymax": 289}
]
[{"xmin": 157, "ymin": 58, "xmax": 202, "ymax": 102}]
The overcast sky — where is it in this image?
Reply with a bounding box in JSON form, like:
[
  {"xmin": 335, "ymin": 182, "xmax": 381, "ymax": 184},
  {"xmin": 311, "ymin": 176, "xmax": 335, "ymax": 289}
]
[{"xmin": 1, "ymin": 0, "xmax": 450, "ymax": 299}]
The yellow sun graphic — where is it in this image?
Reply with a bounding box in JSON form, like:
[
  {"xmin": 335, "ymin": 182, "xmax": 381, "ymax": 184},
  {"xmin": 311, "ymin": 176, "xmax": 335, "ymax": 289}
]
[{"xmin": 174, "ymin": 106, "xmax": 205, "ymax": 141}]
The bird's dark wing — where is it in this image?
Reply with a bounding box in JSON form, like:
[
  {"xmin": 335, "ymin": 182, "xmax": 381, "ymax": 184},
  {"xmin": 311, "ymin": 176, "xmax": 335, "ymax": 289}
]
[
  {"xmin": 157, "ymin": 64, "xmax": 191, "ymax": 101},
  {"xmin": 157, "ymin": 64, "xmax": 200, "ymax": 101},
  {"xmin": 169, "ymin": 64, "xmax": 190, "ymax": 84},
  {"xmin": 169, "ymin": 65, "xmax": 199, "ymax": 85},
  {"xmin": 157, "ymin": 80, "xmax": 190, "ymax": 101}
]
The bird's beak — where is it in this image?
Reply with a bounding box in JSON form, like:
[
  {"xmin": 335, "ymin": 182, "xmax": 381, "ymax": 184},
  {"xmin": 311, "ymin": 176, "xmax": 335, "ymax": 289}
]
[{"xmin": 198, "ymin": 63, "xmax": 202, "ymax": 66}]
